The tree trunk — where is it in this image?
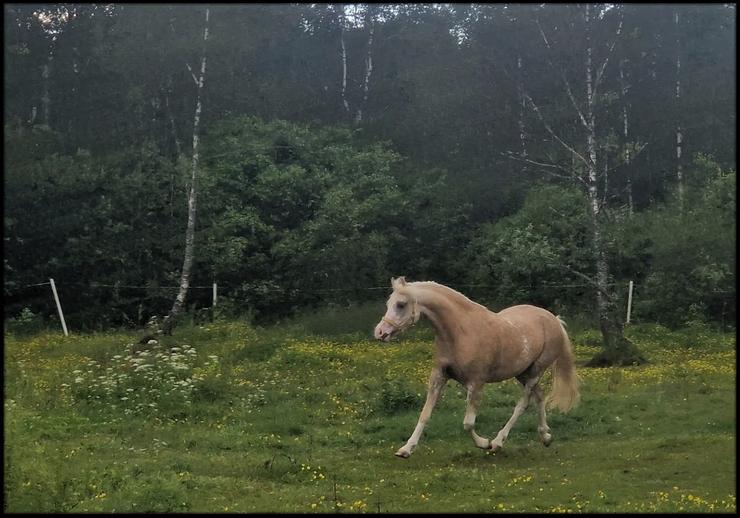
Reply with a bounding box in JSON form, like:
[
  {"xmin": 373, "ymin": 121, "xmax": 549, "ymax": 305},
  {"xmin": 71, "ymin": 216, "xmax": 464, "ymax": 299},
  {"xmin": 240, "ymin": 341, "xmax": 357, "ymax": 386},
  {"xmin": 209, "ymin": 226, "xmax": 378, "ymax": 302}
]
[
  {"xmin": 517, "ymin": 55, "xmax": 528, "ymax": 157},
  {"xmin": 581, "ymin": 4, "xmax": 644, "ymax": 367},
  {"xmin": 674, "ymin": 9, "xmax": 684, "ymax": 207},
  {"xmin": 339, "ymin": 6, "xmax": 351, "ymax": 115},
  {"xmin": 355, "ymin": 7, "xmax": 375, "ymax": 124},
  {"xmin": 163, "ymin": 7, "xmax": 210, "ymax": 335},
  {"xmin": 619, "ymin": 58, "xmax": 633, "ymax": 215},
  {"xmin": 41, "ymin": 52, "xmax": 53, "ymax": 127}
]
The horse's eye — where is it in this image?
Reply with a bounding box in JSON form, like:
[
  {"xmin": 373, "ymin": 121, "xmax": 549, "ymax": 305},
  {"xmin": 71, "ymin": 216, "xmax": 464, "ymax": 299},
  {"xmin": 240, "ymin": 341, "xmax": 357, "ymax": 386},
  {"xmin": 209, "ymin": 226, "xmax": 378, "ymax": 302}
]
[{"xmin": 396, "ymin": 302, "xmax": 407, "ymax": 309}]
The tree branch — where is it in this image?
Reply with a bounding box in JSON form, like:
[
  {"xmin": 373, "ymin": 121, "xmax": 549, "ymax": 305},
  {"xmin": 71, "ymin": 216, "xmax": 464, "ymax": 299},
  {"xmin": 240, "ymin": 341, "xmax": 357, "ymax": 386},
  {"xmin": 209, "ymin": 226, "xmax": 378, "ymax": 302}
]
[
  {"xmin": 536, "ymin": 18, "xmax": 590, "ymax": 130},
  {"xmin": 601, "ymin": 142, "xmax": 648, "ymax": 176},
  {"xmin": 185, "ymin": 62, "xmax": 199, "ymax": 87},
  {"xmin": 524, "ymin": 93, "xmax": 592, "ymax": 169},
  {"xmin": 502, "ymin": 151, "xmax": 587, "ymax": 186},
  {"xmin": 593, "ymin": 15, "xmax": 623, "ymax": 97},
  {"xmin": 560, "ymin": 263, "xmax": 616, "ymax": 302}
]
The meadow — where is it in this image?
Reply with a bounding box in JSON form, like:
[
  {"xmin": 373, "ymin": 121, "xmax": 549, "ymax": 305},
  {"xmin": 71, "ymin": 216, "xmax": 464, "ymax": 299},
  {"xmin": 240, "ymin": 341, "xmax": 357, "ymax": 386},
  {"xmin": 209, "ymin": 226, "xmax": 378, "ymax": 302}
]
[{"xmin": 3, "ymin": 304, "xmax": 736, "ymax": 513}]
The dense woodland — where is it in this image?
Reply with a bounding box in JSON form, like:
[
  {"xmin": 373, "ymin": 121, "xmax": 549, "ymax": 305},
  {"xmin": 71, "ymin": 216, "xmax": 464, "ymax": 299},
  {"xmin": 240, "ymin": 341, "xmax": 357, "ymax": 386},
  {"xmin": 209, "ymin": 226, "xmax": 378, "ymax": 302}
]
[{"xmin": 4, "ymin": 4, "xmax": 736, "ymax": 343}]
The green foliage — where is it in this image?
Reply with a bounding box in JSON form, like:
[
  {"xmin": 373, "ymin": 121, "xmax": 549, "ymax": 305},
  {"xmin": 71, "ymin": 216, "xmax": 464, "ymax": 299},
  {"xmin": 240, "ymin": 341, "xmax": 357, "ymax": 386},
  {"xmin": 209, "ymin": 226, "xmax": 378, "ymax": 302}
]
[
  {"xmin": 635, "ymin": 160, "xmax": 735, "ymax": 326},
  {"xmin": 3, "ymin": 5, "xmax": 736, "ymax": 331},
  {"xmin": 4, "ymin": 137, "xmax": 184, "ymax": 328},
  {"xmin": 197, "ymin": 116, "xmax": 467, "ymax": 320},
  {"xmin": 465, "ymin": 183, "xmax": 593, "ymax": 312},
  {"xmin": 4, "ymin": 307, "xmax": 45, "ymax": 335}
]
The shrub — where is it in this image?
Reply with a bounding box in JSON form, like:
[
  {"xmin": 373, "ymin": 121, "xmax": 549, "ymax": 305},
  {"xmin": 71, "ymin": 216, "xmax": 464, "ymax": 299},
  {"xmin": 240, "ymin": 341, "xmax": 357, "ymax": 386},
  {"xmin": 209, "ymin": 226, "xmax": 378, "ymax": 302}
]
[
  {"xmin": 5, "ymin": 307, "xmax": 45, "ymax": 335},
  {"xmin": 375, "ymin": 378, "xmax": 423, "ymax": 415},
  {"xmin": 67, "ymin": 340, "xmax": 222, "ymax": 418}
]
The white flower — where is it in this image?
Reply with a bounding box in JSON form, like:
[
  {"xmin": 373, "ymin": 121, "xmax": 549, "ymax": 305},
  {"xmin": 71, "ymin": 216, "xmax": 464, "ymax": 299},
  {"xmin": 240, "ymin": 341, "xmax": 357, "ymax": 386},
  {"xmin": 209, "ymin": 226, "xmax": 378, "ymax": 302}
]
[{"xmin": 75, "ymin": 377, "xmax": 84, "ymax": 383}]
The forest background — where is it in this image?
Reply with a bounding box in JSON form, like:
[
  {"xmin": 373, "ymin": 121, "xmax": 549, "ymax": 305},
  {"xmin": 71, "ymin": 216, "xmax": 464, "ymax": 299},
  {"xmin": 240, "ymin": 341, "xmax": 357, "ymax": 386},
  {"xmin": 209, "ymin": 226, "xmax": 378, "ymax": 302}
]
[{"xmin": 4, "ymin": 3, "xmax": 735, "ymax": 337}]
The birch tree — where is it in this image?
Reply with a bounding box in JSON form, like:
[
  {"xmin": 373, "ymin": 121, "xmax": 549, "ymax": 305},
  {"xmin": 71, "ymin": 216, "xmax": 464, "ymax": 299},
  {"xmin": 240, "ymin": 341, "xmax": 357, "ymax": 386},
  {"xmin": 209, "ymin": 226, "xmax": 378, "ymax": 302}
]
[
  {"xmin": 354, "ymin": 5, "xmax": 375, "ymax": 124},
  {"xmin": 674, "ymin": 8, "xmax": 684, "ymax": 206},
  {"xmin": 517, "ymin": 54, "xmax": 528, "ymax": 158},
  {"xmin": 523, "ymin": 4, "xmax": 645, "ymax": 366},
  {"xmin": 338, "ymin": 5, "xmax": 351, "ymax": 115},
  {"xmin": 335, "ymin": 3, "xmax": 376, "ymax": 124},
  {"xmin": 618, "ymin": 57, "xmax": 633, "ymax": 215},
  {"xmin": 163, "ymin": 6, "xmax": 210, "ymax": 335}
]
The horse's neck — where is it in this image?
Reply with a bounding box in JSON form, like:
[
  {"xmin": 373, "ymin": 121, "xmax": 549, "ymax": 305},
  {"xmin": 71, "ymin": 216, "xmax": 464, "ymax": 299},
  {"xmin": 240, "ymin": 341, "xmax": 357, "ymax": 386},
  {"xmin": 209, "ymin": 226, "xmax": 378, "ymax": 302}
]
[{"xmin": 411, "ymin": 282, "xmax": 486, "ymax": 345}]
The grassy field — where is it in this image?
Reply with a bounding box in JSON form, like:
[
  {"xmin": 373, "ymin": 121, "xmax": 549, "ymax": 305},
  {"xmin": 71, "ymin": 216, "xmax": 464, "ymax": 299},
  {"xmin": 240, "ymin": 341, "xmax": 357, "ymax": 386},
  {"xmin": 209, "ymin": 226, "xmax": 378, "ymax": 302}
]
[{"xmin": 4, "ymin": 306, "xmax": 736, "ymax": 513}]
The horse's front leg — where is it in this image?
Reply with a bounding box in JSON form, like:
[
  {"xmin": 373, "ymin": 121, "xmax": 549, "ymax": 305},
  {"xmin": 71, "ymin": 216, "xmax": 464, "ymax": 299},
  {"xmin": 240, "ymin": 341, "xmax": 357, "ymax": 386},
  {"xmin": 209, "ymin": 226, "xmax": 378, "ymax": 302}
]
[
  {"xmin": 464, "ymin": 383, "xmax": 491, "ymax": 449},
  {"xmin": 395, "ymin": 368, "xmax": 447, "ymax": 458}
]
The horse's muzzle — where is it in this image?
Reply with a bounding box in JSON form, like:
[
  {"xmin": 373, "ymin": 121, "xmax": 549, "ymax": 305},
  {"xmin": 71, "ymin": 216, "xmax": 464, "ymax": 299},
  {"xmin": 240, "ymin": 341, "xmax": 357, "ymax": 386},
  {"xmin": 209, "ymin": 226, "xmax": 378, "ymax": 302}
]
[{"xmin": 374, "ymin": 321, "xmax": 394, "ymax": 342}]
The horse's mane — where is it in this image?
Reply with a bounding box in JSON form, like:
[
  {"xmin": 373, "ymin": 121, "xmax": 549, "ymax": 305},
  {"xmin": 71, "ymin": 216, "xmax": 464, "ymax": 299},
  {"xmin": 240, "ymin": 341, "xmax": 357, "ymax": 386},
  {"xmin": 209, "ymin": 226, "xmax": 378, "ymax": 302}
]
[{"xmin": 405, "ymin": 281, "xmax": 490, "ymax": 312}]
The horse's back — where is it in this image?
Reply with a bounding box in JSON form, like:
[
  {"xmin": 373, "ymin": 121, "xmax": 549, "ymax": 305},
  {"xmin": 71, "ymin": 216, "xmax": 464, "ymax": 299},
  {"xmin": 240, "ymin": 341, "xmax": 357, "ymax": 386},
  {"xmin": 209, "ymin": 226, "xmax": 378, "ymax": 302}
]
[{"xmin": 498, "ymin": 304, "xmax": 558, "ymax": 324}]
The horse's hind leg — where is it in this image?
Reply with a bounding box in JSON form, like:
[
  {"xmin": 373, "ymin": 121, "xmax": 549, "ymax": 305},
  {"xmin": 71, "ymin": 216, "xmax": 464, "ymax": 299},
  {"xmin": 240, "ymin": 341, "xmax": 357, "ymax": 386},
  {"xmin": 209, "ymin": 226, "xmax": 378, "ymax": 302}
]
[
  {"xmin": 531, "ymin": 384, "xmax": 553, "ymax": 446},
  {"xmin": 463, "ymin": 383, "xmax": 491, "ymax": 449},
  {"xmin": 489, "ymin": 377, "xmax": 538, "ymax": 452}
]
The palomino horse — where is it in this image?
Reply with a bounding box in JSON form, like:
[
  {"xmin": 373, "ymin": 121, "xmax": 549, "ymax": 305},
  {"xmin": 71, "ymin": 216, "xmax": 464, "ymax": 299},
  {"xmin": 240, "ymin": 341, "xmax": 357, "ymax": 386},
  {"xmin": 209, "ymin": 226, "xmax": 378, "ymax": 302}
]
[{"xmin": 374, "ymin": 277, "xmax": 579, "ymax": 458}]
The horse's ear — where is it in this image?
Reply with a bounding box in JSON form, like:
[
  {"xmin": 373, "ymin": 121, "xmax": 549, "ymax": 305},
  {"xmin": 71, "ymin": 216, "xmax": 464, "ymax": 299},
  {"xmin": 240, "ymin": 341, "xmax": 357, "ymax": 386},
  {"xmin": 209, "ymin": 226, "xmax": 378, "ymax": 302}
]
[{"xmin": 391, "ymin": 276, "xmax": 407, "ymax": 289}]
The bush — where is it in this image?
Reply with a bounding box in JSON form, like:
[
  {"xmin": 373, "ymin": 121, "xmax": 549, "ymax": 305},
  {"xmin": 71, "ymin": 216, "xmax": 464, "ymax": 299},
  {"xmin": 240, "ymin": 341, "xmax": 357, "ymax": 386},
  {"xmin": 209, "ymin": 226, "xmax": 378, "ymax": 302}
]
[
  {"xmin": 635, "ymin": 161, "xmax": 735, "ymax": 327},
  {"xmin": 5, "ymin": 307, "xmax": 45, "ymax": 335},
  {"xmin": 464, "ymin": 183, "xmax": 593, "ymax": 313},
  {"xmin": 67, "ymin": 340, "xmax": 223, "ymax": 418},
  {"xmin": 374, "ymin": 378, "xmax": 423, "ymax": 415}
]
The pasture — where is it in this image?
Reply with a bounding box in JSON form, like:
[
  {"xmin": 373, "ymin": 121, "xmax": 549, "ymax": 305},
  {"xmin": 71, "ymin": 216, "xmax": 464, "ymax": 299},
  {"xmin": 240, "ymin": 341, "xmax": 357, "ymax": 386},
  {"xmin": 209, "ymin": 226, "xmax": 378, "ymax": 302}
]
[{"xmin": 3, "ymin": 307, "xmax": 736, "ymax": 513}]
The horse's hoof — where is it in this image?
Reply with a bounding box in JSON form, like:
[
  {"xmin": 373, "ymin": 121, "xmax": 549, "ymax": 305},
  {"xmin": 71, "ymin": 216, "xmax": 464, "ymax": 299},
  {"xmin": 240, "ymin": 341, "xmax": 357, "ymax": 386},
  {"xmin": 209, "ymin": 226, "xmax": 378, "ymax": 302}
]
[
  {"xmin": 489, "ymin": 442, "xmax": 502, "ymax": 453},
  {"xmin": 394, "ymin": 449, "xmax": 410, "ymax": 458},
  {"xmin": 542, "ymin": 435, "xmax": 553, "ymax": 447}
]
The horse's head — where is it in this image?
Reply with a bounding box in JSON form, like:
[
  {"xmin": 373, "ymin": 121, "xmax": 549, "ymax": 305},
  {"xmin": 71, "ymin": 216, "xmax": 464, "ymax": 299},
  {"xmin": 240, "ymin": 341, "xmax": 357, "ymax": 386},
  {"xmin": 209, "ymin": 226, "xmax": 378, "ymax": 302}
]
[{"xmin": 374, "ymin": 276, "xmax": 420, "ymax": 342}]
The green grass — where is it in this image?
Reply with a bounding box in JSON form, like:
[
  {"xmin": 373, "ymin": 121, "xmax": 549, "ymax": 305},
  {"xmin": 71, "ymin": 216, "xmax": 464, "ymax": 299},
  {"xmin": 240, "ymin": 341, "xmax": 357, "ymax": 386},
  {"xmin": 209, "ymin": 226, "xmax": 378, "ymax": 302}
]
[{"xmin": 3, "ymin": 315, "xmax": 736, "ymax": 513}]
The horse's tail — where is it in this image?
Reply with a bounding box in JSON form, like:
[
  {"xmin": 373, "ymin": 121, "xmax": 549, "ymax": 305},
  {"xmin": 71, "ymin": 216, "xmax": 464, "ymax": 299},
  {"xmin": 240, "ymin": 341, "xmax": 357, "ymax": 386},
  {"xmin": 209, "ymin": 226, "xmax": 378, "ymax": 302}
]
[{"xmin": 545, "ymin": 316, "xmax": 580, "ymax": 413}]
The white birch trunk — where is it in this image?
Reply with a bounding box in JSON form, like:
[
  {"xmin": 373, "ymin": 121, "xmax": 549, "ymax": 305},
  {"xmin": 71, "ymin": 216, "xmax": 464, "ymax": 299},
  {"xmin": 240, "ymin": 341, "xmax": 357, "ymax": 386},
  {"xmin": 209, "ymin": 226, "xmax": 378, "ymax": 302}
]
[
  {"xmin": 355, "ymin": 9, "xmax": 375, "ymax": 124},
  {"xmin": 619, "ymin": 59, "xmax": 633, "ymax": 215},
  {"xmin": 674, "ymin": 10, "xmax": 683, "ymax": 205},
  {"xmin": 517, "ymin": 55, "xmax": 527, "ymax": 157},
  {"xmin": 166, "ymin": 7, "xmax": 209, "ymax": 333},
  {"xmin": 528, "ymin": 5, "xmax": 642, "ymax": 365},
  {"xmin": 41, "ymin": 56, "xmax": 52, "ymax": 126},
  {"xmin": 619, "ymin": 59, "xmax": 630, "ymax": 163},
  {"xmin": 584, "ymin": 4, "xmax": 609, "ymax": 327},
  {"xmin": 339, "ymin": 8, "xmax": 351, "ymax": 114}
]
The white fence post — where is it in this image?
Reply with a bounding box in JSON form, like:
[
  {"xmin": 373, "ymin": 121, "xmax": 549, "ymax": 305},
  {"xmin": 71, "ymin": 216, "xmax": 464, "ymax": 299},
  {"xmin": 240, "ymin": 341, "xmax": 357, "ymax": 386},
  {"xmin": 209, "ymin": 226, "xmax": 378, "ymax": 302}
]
[
  {"xmin": 49, "ymin": 278, "xmax": 69, "ymax": 336},
  {"xmin": 626, "ymin": 280, "xmax": 634, "ymax": 324},
  {"xmin": 213, "ymin": 282, "xmax": 217, "ymax": 307}
]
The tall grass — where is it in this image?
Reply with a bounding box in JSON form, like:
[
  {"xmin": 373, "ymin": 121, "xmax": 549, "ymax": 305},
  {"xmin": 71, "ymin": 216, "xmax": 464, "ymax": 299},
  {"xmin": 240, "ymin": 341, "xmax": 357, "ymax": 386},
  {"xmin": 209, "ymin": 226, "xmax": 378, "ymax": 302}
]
[{"xmin": 3, "ymin": 309, "xmax": 736, "ymax": 513}]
